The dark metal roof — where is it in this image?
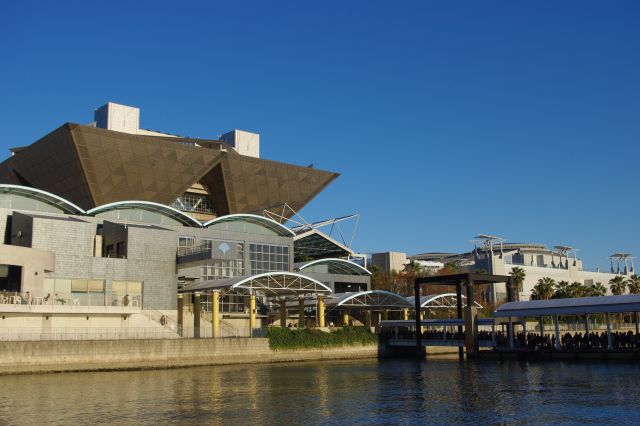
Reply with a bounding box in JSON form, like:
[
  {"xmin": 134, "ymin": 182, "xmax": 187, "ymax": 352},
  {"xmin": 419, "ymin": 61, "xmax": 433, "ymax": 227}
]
[
  {"xmin": 293, "ymin": 229, "xmax": 352, "ymax": 262},
  {"xmin": 494, "ymin": 295, "xmax": 640, "ymax": 317},
  {"xmin": 0, "ymin": 123, "xmax": 338, "ymax": 218},
  {"xmin": 295, "ymin": 258, "xmax": 370, "ymax": 276}
]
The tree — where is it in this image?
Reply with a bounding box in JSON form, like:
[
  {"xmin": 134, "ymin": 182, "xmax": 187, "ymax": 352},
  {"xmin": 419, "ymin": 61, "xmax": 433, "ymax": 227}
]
[
  {"xmin": 568, "ymin": 281, "xmax": 586, "ymax": 298},
  {"xmin": 628, "ymin": 275, "xmax": 640, "ymax": 294},
  {"xmin": 510, "ymin": 267, "xmax": 526, "ymax": 295},
  {"xmin": 554, "ymin": 280, "xmax": 571, "ymax": 299},
  {"xmin": 438, "ymin": 262, "xmax": 459, "ymax": 275},
  {"xmin": 531, "ymin": 277, "xmax": 555, "ymax": 300},
  {"xmin": 585, "ymin": 282, "xmax": 607, "ymax": 297},
  {"xmin": 609, "ymin": 275, "xmax": 628, "ymax": 295}
]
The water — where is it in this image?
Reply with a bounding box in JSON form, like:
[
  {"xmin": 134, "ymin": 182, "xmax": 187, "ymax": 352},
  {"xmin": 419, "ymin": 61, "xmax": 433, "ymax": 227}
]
[{"xmin": 1, "ymin": 359, "xmax": 640, "ymax": 425}]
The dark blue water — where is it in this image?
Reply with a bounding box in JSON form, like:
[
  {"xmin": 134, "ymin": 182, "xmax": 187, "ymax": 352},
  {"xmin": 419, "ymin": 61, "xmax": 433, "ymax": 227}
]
[{"xmin": 1, "ymin": 359, "xmax": 639, "ymax": 425}]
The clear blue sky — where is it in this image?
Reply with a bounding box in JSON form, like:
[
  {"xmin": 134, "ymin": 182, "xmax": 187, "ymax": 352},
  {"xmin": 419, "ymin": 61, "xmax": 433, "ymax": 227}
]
[{"xmin": 1, "ymin": 1, "xmax": 639, "ymax": 270}]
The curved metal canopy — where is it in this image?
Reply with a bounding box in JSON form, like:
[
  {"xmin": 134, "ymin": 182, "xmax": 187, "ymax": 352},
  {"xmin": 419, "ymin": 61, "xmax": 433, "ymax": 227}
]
[
  {"xmin": 86, "ymin": 200, "xmax": 201, "ymax": 227},
  {"xmin": 0, "ymin": 184, "xmax": 85, "ymax": 215},
  {"xmin": 295, "ymin": 258, "xmax": 371, "ymax": 276},
  {"xmin": 409, "ymin": 293, "xmax": 483, "ymax": 309},
  {"xmin": 326, "ymin": 290, "xmax": 413, "ymax": 310},
  {"xmin": 203, "ymin": 213, "xmax": 295, "ymax": 237},
  {"xmin": 494, "ymin": 295, "xmax": 640, "ymax": 317},
  {"xmin": 180, "ymin": 272, "xmax": 332, "ymax": 295}
]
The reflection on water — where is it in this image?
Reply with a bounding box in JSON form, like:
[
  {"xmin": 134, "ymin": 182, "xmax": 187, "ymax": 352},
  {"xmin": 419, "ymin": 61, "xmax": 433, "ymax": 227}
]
[{"xmin": 1, "ymin": 359, "xmax": 640, "ymax": 425}]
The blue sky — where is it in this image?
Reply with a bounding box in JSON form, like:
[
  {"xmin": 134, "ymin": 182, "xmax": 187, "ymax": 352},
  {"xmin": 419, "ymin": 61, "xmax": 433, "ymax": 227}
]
[{"xmin": 1, "ymin": 1, "xmax": 639, "ymax": 270}]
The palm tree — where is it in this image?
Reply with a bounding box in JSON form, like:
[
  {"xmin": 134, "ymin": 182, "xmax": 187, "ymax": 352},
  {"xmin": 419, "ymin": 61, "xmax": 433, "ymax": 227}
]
[
  {"xmin": 628, "ymin": 275, "xmax": 640, "ymax": 294},
  {"xmin": 585, "ymin": 282, "xmax": 607, "ymax": 297},
  {"xmin": 554, "ymin": 280, "xmax": 571, "ymax": 299},
  {"xmin": 531, "ymin": 277, "xmax": 555, "ymax": 300},
  {"xmin": 510, "ymin": 267, "xmax": 526, "ymax": 295},
  {"xmin": 568, "ymin": 281, "xmax": 586, "ymax": 298},
  {"xmin": 609, "ymin": 275, "xmax": 628, "ymax": 295}
]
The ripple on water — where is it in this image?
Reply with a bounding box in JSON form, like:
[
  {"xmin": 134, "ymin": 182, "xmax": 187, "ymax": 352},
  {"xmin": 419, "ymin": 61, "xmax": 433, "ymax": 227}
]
[{"xmin": 1, "ymin": 359, "xmax": 640, "ymax": 425}]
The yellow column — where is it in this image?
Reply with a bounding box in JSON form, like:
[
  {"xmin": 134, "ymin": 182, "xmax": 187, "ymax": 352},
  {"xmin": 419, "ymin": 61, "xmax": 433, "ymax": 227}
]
[
  {"xmin": 212, "ymin": 291, "xmax": 220, "ymax": 338},
  {"xmin": 280, "ymin": 299, "xmax": 287, "ymax": 328},
  {"xmin": 298, "ymin": 297, "xmax": 305, "ymax": 328},
  {"xmin": 342, "ymin": 310, "xmax": 349, "ymax": 326},
  {"xmin": 249, "ymin": 294, "xmax": 256, "ymax": 331},
  {"xmin": 318, "ymin": 297, "xmax": 325, "ymax": 327},
  {"xmin": 402, "ymin": 308, "xmax": 409, "ymax": 321}
]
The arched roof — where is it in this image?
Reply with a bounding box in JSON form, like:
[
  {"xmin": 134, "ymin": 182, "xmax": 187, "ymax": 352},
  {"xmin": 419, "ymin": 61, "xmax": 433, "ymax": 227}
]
[
  {"xmin": 202, "ymin": 213, "xmax": 295, "ymax": 237},
  {"xmin": 327, "ymin": 290, "xmax": 413, "ymax": 310},
  {"xmin": 295, "ymin": 258, "xmax": 371, "ymax": 276},
  {"xmin": 409, "ymin": 293, "xmax": 483, "ymax": 309},
  {"xmin": 86, "ymin": 200, "xmax": 201, "ymax": 227},
  {"xmin": 0, "ymin": 184, "xmax": 85, "ymax": 215},
  {"xmin": 179, "ymin": 272, "xmax": 332, "ymax": 295}
]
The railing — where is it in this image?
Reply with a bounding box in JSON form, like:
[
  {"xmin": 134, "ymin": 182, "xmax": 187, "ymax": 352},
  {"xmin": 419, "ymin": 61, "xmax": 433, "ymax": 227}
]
[
  {"xmin": 176, "ymin": 246, "xmax": 212, "ymax": 264},
  {"xmin": 0, "ymin": 327, "xmax": 179, "ymax": 341}
]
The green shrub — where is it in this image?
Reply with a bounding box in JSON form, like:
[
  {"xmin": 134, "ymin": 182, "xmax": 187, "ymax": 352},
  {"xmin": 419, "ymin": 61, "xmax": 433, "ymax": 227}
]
[{"xmin": 267, "ymin": 326, "xmax": 378, "ymax": 350}]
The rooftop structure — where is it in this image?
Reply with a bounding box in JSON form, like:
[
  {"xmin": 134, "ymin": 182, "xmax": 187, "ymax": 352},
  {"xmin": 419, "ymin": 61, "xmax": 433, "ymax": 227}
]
[{"xmin": 0, "ymin": 103, "xmax": 338, "ymax": 221}]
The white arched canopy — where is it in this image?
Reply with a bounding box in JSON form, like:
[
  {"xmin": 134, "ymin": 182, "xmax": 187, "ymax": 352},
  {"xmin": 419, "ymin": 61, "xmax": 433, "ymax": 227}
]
[
  {"xmin": 86, "ymin": 200, "xmax": 201, "ymax": 227},
  {"xmin": 295, "ymin": 258, "xmax": 371, "ymax": 276},
  {"xmin": 326, "ymin": 290, "xmax": 413, "ymax": 310},
  {"xmin": 203, "ymin": 213, "xmax": 295, "ymax": 237},
  {"xmin": 179, "ymin": 272, "xmax": 332, "ymax": 296},
  {"xmin": 0, "ymin": 184, "xmax": 85, "ymax": 215},
  {"xmin": 409, "ymin": 293, "xmax": 484, "ymax": 310}
]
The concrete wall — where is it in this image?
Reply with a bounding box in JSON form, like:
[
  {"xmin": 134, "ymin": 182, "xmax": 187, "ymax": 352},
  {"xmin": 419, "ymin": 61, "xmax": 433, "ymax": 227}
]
[
  {"xmin": 492, "ymin": 256, "xmax": 631, "ymax": 300},
  {"xmin": 0, "ymin": 338, "xmax": 379, "ymax": 375},
  {"xmin": 0, "ymin": 244, "xmax": 55, "ymax": 297}
]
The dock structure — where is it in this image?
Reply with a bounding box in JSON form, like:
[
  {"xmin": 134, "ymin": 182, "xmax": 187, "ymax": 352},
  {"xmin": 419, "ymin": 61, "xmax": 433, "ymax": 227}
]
[
  {"xmin": 493, "ymin": 295, "xmax": 640, "ymax": 354},
  {"xmin": 413, "ymin": 273, "xmax": 515, "ymax": 358}
]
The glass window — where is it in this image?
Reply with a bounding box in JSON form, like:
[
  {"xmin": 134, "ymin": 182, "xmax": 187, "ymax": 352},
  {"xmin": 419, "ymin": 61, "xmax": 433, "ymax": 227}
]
[
  {"xmin": 71, "ymin": 280, "xmax": 88, "ymax": 292},
  {"xmin": 178, "ymin": 236, "xmax": 196, "ymax": 256},
  {"xmin": 88, "ymin": 280, "xmax": 105, "ymax": 293},
  {"xmin": 249, "ymin": 243, "xmax": 289, "ymax": 274}
]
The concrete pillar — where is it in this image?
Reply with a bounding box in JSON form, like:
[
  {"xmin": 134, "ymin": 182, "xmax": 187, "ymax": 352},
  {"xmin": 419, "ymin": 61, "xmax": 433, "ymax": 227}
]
[
  {"xmin": 249, "ymin": 294, "xmax": 256, "ymax": 334},
  {"xmin": 342, "ymin": 310, "xmax": 349, "ymax": 326},
  {"xmin": 554, "ymin": 315, "xmax": 561, "ymax": 350},
  {"xmin": 402, "ymin": 308, "xmax": 408, "ymax": 321},
  {"xmin": 298, "ymin": 297, "xmax": 305, "ymax": 328},
  {"xmin": 193, "ymin": 292, "xmax": 201, "ymax": 339},
  {"xmin": 491, "ymin": 323, "xmax": 497, "ymax": 348},
  {"xmin": 364, "ymin": 310, "xmax": 371, "ymax": 330},
  {"xmin": 280, "ymin": 299, "xmax": 287, "ymax": 328},
  {"xmin": 212, "ymin": 291, "xmax": 220, "ymax": 338},
  {"xmin": 465, "ymin": 281, "xmax": 478, "ymax": 357},
  {"xmin": 177, "ymin": 294, "xmax": 184, "ymax": 337},
  {"xmin": 508, "ymin": 317, "xmax": 514, "ymax": 349},
  {"xmin": 606, "ymin": 312, "xmax": 613, "ymax": 350},
  {"xmin": 317, "ymin": 297, "xmax": 325, "ymax": 328},
  {"xmin": 456, "ymin": 280, "xmax": 464, "ymax": 360}
]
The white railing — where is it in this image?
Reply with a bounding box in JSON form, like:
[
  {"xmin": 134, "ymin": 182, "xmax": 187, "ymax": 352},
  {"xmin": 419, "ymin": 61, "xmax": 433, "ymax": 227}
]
[{"xmin": 0, "ymin": 327, "xmax": 179, "ymax": 341}]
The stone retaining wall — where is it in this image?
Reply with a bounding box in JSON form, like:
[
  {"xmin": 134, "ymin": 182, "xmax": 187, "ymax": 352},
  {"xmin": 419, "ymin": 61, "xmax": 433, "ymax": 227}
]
[{"xmin": 0, "ymin": 338, "xmax": 379, "ymax": 375}]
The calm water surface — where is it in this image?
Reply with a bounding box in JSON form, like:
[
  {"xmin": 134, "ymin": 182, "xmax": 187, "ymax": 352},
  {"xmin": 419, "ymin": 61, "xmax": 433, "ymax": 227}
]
[{"xmin": 1, "ymin": 358, "xmax": 639, "ymax": 425}]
